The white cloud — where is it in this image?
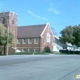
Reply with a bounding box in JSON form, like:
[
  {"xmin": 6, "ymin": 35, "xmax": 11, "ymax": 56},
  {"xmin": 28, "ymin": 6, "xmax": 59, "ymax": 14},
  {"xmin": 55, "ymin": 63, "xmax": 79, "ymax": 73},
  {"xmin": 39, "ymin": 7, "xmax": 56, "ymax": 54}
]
[
  {"xmin": 48, "ymin": 7, "xmax": 60, "ymax": 15},
  {"xmin": 48, "ymin": 3, "xmax": 60, "ymax": 15},
  {"xmin": 27, "ymin": 10, "xmax": 47, "ymax": 21}
]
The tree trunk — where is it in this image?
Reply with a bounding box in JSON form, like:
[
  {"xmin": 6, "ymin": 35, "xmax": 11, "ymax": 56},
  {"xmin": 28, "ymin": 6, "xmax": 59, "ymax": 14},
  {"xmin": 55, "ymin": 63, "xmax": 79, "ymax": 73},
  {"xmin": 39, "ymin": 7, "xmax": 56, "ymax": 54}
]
[{"xmin": 4, "ymin": 44, "xmax": 6, "ymax": 55}]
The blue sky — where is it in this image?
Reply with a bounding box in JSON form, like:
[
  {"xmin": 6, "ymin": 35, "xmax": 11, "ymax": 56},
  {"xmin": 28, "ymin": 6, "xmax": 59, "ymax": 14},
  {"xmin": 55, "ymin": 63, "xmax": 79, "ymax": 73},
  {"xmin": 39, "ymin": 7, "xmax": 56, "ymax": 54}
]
[{"xmin": 0, "ymin": 0, "xmax": 80, "ymax": 35}]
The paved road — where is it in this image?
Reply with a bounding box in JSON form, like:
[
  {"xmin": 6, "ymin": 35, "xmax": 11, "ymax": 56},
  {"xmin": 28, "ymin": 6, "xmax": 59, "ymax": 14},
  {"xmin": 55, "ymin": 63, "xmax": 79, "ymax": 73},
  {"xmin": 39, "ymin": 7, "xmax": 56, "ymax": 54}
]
[{"xmin": 0, "ymin": 54, "xmax": 80, "ymax": 80}]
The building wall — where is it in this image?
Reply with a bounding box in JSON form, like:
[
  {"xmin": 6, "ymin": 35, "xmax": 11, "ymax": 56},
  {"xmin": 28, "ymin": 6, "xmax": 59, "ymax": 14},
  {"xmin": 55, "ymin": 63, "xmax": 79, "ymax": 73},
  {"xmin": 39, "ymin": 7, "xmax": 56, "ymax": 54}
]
[
  {"xmin": 16, "ymin": 24, "xmax": 55, "ymax": 53},
  {"xmin": 0, "ymin": 11, "xmax": 18, "ymax": 54},
  {"xmin": 0, "ymin": 11, "xmax": 54, "ymax": 54},
  {"xmin": 41, "ymin": 24, "xmax": 54, "ymax": 52},
  {"xmin": 0, "ymin": 11, "xmax": 18, "ymax": 47},
  {"xmin": 0, "ymin": 46, "xmax": 15, "ymax": 54},
  {"xmin": 17, "ymin": 38, "xmax": 41, "ymax": 53}
]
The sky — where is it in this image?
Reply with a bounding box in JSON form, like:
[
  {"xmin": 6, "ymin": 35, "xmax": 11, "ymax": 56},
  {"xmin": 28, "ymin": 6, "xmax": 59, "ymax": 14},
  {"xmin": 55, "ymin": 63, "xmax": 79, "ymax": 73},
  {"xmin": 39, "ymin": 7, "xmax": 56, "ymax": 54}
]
[{"xmin": 0, "ymin": 0, "xmax": 80, "ymax": 36}]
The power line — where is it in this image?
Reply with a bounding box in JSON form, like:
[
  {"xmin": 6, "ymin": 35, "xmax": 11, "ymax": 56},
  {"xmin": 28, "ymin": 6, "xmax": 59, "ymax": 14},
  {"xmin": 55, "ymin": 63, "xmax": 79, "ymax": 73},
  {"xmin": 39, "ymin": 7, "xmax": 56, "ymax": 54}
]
[{"xmin": 52, "ymin": 19, "xmax": 80, "ymax": 26}]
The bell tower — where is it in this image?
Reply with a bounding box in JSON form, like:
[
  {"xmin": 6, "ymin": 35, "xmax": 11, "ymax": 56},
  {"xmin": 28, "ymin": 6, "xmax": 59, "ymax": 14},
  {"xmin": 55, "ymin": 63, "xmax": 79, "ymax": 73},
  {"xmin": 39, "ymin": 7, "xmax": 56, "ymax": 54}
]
[{"xmin": 0, "ymin": 11, "xmax": 18, "ymax": 49}]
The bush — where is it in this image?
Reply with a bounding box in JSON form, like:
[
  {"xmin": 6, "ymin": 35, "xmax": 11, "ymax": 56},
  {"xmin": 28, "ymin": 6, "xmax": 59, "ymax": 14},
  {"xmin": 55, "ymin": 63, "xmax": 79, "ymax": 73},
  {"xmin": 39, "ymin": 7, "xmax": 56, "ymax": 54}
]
[
  {"xmin": 9, "ymin": 52, "xmax": 49, "ymax": 55},
  {"xmin": 15, "ymin": 52, "xmax": 32, "ymax": 55},
  {"xmin": 59, "ymin": 50, "xmax": 80, "ymax": 54},
  {"xmin": 43, "ymin": 46, "xmax": 51, "ymax": 53}
]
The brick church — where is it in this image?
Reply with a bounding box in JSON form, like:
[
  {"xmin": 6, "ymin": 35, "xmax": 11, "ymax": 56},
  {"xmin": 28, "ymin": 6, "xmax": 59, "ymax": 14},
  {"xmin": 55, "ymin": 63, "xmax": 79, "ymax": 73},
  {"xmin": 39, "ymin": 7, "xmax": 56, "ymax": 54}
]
[{"xmin": 0, "ymin": 11, "xmax": 54, "ymax": 54}]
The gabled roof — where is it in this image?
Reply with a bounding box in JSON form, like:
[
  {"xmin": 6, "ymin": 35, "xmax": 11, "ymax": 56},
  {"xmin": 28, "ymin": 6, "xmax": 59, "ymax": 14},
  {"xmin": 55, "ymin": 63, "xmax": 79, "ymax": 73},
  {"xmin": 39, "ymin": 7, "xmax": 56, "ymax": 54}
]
[{"xmin": 17, "ymin": 24, "xmax": 46, "ymax": 38}]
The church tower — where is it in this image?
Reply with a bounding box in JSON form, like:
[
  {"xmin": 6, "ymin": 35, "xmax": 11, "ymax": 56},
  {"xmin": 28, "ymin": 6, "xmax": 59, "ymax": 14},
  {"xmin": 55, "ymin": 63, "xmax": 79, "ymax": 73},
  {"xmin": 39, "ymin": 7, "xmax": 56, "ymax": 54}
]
[{"xmin": 0, "ymin": 11, "xmax": 18, "ymax": 49}]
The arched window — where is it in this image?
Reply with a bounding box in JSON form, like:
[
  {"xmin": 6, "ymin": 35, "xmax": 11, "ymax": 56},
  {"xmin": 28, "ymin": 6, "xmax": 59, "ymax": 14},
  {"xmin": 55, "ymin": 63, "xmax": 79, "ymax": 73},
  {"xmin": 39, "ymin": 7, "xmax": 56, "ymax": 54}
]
[{"xmin": 47, "ymin": 33, "xmax": 50, "ymax": 42}]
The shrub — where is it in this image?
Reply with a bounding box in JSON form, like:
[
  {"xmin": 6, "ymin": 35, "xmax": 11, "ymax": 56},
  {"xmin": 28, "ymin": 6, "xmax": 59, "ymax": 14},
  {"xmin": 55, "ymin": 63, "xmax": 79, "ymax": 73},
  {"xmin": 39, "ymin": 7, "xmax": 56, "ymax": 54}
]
[
  {"xmin": 44, "ymin": 46, "xmax": 51, "ymax": 53},
  {"xmin": 59, "ymin": 50, "xmax": 80, "ymax": 54}
]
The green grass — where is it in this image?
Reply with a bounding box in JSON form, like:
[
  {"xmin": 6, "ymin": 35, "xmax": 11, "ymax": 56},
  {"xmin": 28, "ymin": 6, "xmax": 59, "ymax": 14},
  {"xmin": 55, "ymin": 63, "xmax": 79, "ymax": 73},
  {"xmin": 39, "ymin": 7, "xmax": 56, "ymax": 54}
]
[{"xmin": 9, "ymin": 52, "xmax": 52, "ymax": 55}]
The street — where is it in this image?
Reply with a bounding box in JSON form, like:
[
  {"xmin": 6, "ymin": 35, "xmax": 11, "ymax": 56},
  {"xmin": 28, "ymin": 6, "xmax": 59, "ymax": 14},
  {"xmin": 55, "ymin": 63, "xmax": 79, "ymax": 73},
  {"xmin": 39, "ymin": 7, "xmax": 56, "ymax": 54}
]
[{"xmin": 0, "ymin": 54, "xmax": 80, "ymax": 80}]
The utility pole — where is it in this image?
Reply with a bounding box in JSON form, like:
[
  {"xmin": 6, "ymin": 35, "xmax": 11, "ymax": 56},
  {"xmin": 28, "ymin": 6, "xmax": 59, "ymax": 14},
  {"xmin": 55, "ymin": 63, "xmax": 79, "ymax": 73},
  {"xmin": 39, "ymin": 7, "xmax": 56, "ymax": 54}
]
[{"xmin": 6, "ymin": 26, "xmax": 9, "ymax": 55}]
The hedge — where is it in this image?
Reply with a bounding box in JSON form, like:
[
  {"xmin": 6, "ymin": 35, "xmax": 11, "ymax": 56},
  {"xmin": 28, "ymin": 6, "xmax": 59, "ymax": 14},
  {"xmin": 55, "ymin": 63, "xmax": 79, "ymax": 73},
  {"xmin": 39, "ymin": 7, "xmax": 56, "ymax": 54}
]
[{"xmin": 59, "ymin": 50, "xmax": 80, "ymax": 54}]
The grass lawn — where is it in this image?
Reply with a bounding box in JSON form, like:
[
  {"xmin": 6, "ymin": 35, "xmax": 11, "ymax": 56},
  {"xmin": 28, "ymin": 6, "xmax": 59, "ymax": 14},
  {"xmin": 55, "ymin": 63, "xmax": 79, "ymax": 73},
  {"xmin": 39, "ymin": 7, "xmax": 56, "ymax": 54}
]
[{"xmin": 9, "ymin": 52, "xmax": 53, "ymax": 55}]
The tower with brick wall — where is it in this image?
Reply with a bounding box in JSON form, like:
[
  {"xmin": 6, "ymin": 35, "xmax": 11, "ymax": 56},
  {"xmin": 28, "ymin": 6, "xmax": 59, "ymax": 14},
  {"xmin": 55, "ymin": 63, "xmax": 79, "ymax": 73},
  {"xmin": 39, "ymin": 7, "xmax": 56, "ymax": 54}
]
[{"xmin": 0, "ymin": 11, "xmax": 18, "ymax": 50}]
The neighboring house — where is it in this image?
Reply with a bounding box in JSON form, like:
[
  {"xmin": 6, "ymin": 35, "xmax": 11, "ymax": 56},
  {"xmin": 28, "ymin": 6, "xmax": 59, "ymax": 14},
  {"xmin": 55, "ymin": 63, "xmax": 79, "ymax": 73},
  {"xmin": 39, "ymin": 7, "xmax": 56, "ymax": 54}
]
[
  {"xmin": 53, "ymin": 35, "xmax": 66, "ymax": 51},
  {"xmin": 66, "ymin": 42, "xmax": 80, "ymax": 51},
  {"xmin": 54, "ymin": 35, "xmax": 80, "ymax": 52},
  {"xmin": 66, "ymin": 42, "xmax": 72, "ymax": 50},
  {"xmin": 0, "ymin": 11, "xmax": 54, "ymax": 54}
]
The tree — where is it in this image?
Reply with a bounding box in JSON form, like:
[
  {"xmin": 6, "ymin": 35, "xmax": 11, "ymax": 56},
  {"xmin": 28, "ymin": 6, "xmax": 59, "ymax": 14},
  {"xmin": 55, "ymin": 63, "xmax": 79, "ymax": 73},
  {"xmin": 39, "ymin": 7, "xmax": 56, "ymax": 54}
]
[
  {"xmin": 0, "ymin": 24, "xmax": 6, "ymax": 45},
  {"xmin": 73, "ymin": 25, "xmax": 80, "ymax": 46},
  {"xmin": 60, "ymin": 25, "xmax": 80, "ymax": 47},
  {"xmin": 0, "ymin": 23, "xmax": 14, "ymax": 55}
]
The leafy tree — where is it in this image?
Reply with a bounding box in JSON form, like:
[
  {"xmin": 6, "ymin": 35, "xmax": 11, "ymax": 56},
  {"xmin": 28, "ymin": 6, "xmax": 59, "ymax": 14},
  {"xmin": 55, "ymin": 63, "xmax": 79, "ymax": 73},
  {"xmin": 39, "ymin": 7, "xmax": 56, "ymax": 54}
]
[
  {"xmin": 73, "ymin": 25, "xmax": 80, "ymax": 46},
  {"xmin": 60, "ymin": 25, "xmax": 80, "ymax": 47},
  {"xmin": 0, "ymin": 23, "xmax": 14, "ymax": 55},
  {"xmin": 60, "ymin": 25, "xmax": 75, "ymax": 43}
]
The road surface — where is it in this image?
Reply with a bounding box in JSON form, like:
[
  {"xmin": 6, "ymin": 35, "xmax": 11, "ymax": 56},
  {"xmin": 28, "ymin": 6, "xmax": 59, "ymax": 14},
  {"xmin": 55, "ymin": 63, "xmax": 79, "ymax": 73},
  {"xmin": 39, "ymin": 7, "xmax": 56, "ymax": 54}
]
[{"xmin": 0, "ymin": 54, "xmax": 80, "ymax": 80}]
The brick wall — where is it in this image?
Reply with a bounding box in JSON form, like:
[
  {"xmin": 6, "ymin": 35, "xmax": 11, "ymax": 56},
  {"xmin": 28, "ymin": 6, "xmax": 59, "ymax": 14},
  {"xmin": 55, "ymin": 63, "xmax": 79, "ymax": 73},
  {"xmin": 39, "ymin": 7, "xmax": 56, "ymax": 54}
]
[
  {"xmin": 17, "ymin": 38, "xmax": 41, "ymax": 52},
  {"xmin": 41, "ymin": 24, "xmax": 54, "ymax": 52},
  {"xmin": 0, "ymin": 11, "xmax": 18, "ymax": 48}
]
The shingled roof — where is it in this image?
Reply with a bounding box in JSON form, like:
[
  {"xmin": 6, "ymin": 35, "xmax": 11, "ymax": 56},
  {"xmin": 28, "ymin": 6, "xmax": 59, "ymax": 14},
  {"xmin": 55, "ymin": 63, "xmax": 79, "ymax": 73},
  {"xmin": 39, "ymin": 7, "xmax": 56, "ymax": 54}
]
[{"xmin": 17, "ymin": 24, "xmax": 46, "ymax": 38}]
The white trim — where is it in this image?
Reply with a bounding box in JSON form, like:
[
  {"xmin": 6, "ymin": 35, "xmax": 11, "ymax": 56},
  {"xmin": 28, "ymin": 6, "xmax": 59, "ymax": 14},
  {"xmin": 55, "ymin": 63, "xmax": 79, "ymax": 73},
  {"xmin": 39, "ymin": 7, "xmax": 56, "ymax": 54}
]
[
  {"xmin": 28, "ymin": 39, "xmax": 32, "ymax": 44},
  {"xmin": 17, "ymin": 39, "xmax": 20, "ymax": 44},
  {"xmin": 46, "ymin": 32, "xmax": 50, "ymax": 42},
  {"xmin": 34, "ymin": 38, "xmax": 38, "ymax": 44},
  {"xmin": 22, "ymin": 39, "xmax": 26, "ymax": 44},
  {"xmin": 47, "ymin": 23, "xmax": 54, "ymax": 36},
  {"xmin": 48, "ymin": 24, "xmax": 55, "ymax": 41},
  {"xmin": 34, "ymin": 49, "xmax": 38, "ymax": 53},
  {"xmin": 40, "ymin": 23, "xmax": 49, "ymax": 37},
  {"xmin": 47, "ymin": 23, "xmax": 55, "ymax": 44},
  {"xmin": 28, "ymin": 49, "xmax": 32, "ymax": 53},
  {"xmin": 22, "ymin": 48, "xmax": 25, "ymax": 52}
]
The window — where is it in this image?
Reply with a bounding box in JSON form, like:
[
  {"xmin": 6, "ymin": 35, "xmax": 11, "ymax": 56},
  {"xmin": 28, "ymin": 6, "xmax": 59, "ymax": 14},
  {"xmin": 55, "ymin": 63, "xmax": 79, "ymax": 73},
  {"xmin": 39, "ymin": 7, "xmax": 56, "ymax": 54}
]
[
  {"xmin": 47, "ymin": 33, "xmax": 50, "ymax": 42},
  {"xmin": 34, "ymin": 38, "xmax": 38, "ymax": 44},
  {"xmin": 34, "ymin": 49, "xmax": 38, "ymax": 53},
  {"xmin": 57, "ymin": 39, "xmax": 58, "ymax": 43},
  {"xmin": 2, "ymin": 18, "xmax": 5, "ymax": 24},
  {"xmin": 12, "ymin": 20, "xmax": 14, "ymax": 24},
  {"xmin": 22, "ymin": 49, "xmax": 25, "ymax": 52},
  {"xmin": 17, "ymin": 39, "xmax": 20, "ymax": 44},
  {"xmin": 28, "ymin": 49, "xmax": 32, "ymax": 53},
  {"xmin": 22, "ymin": 39, "xmax": 26, "ymax": 44},
  {"xmin": 28, "ymin": 39, "xmax": 32, "ymax": 44}
]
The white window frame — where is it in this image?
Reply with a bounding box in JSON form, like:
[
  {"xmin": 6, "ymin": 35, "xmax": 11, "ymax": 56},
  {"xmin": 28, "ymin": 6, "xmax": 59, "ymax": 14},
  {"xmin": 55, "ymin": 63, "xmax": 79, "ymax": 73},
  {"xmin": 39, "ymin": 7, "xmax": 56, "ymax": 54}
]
[
  {"xmin": 28, "ymin": 49, "xmax": 32, "ymax": 53},
  {"xmin": 28, "ymin": 39, "xmax": 32, "ymax": 44},
  {"xmin": 22, "ymin": 49, "xmax": 25, "ymax": 52},
  {"xmin": 34, "ymin": 38, "xmax": 38, "ymax": 44},
  {"xmin": 22, "ymin": 39, "xmax": 26, "ymax": 44},
  {"xmin": 47, "ymin": 33, "xmax": 50, "ymax": 42},
  {"xmin": 34, "ymin": 49, "xmax": 38, "ymax": 53},
  {"xmin": 17, "ymin": 39, "xmax": 20, "ymax": 44}
]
